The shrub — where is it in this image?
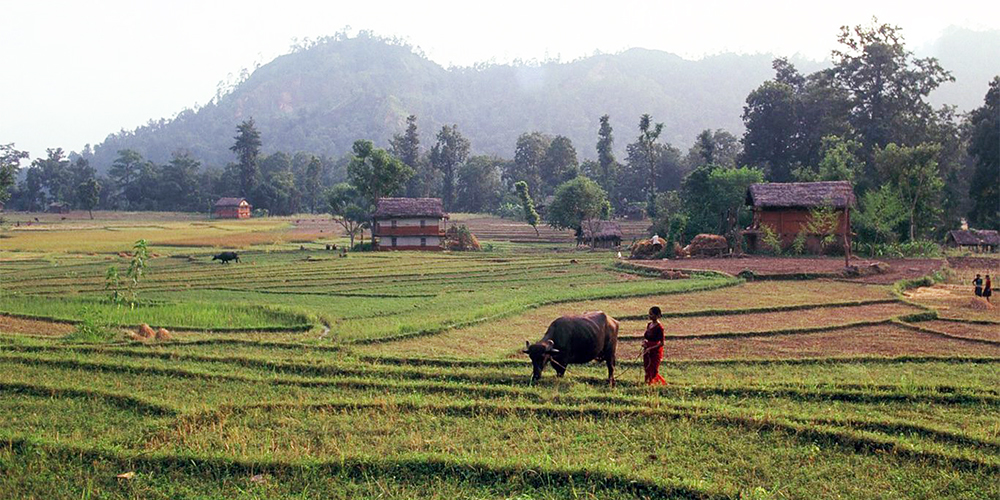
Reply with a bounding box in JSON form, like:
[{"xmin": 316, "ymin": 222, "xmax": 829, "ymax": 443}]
[
  {"xmin": 856, "ymin": 239, "xmax": 943, "ymax": 259},
  {"xmin": 351, "ymin": 241, "xmax": 375, "ymax": 252},
  {"xmin": 64, "ymin": 308, "xmax": 118, "ymax": 343},
  {"xmin": 495, "ymin": 202, "xmax": 521, "ymax": 220},
  {"xmin": 790, "ymin": 232, "xmax": 807, "ymax": 255},
  {"xmin": 759, "ymin": 224, "xmax": 782, "ymax": 255}
]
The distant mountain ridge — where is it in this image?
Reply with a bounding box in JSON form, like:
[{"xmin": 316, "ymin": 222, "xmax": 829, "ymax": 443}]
[{"xmin": 86, "ymin": 29, "xmax": 998, "ymax": 172}]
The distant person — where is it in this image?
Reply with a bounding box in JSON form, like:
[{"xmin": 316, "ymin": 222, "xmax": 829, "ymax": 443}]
[
  {"xmin": 973, "ymin": 274, "xmax": 984, "ymax": 297},
  {"xmin": 642, "ymin": 306, "xmax": 666, "ymax": 385},
  {"xmin": 985, "ymin": 275, "xmax": 993, "ymax": 303}
]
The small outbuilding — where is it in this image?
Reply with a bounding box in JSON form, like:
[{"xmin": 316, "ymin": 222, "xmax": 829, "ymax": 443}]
[
  {"xmin": 578, "ymin": 221, "xmax": 623, "ymax": 248},
  {"xmin": 743, "ymin": 181, "xmax": 855, "ymax": 254},
  {"xmin": 946, "ymin": 229, "xmax": 999, "ymax": 252},
  {"xmin": 213, "ymin": 197, "xmax": 252, "ymax": 219},
  {"xmin": 47, "ymin": 202, "xmax": 70, "ymax": 214},
  {"xmin": 372, "ymin": 197, "xmax": 448, "ymax": 250}
]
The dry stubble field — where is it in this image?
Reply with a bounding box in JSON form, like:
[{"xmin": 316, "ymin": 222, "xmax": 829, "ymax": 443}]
[{"xmin": 1, "ymin": 212, "xmax": 999, "ymax": 499}]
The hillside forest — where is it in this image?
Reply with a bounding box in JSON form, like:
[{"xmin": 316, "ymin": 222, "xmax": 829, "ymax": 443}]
[{"xmin": 1, "ymin": 20, "xmax": 998, "ymax": 249}]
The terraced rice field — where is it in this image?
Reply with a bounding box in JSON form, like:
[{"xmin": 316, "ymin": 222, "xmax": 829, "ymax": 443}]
[{"xmin": 2, "ymin": 216, "xmax": 999, "ymax": 499}]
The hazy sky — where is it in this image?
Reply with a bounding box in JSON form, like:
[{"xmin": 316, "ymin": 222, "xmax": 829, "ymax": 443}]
[{"xmin": 3, "ymin": 0, "xmax": 999, "ymax": 160}]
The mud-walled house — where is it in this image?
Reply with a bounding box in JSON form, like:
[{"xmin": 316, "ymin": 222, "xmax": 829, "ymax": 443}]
[
  {"xmin": 743, "ymin": 181, "xmax": 855, "ymax": 253},
  {"xmin": 213, "ymin": 197, "xmax": 252, "ymax": 219},
  {"xmin": 372, "ymin": 197, "xmax": 448, "ymax": 251}
]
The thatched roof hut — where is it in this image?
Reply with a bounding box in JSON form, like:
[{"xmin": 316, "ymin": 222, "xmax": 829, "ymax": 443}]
[
  {"xmin": 744, "ymin": 181, "xmax": 855, "ymax": 255},
  {"xmin": 745, "ymin": 181, "xmax": 855, "ymax": 209},
  {"xmin": 946, "ymin": 229, "xmax": 999, "ymax": 251},
  {"xmin": 579, "ymin": 221, "xmax": 623, "ymax": 248}
]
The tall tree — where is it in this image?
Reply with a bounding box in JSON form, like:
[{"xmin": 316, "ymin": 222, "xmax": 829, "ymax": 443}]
[
  {"xmin": 390, "ymin": 115, "xmax": 430, "ymax": 198},
  {"xmin": 0, "ymin": 143, "xmax": 29, "ymax": 205},
  {"xmin": 507, "ymin": 132, "xmax": 550, "ymax": 198},
  {"xmin": 596, "ymin": 115, "xmax": 617, "ymax": 192},
  {"xmin": 967, "ymin": 77, "xmax": 999, "ymax": 228},
  {"xmin": 832, "ymin": 19, "xmax": 953, "ymax": 156},
  {"xmin": 546, "ymin": 177, "xmax": 608, "ymax": 246},
  {"xmin": 429, "ymin": 124, "xmax": 470, "ymax": 210},
  {"xmin": 33, "ymin": 148, "xmax": 72, "ymax": 204},
  {"xmin": 303, "ymin": 156, "xmax": 323, "ymax": 213},
  {"xmin": 346, "ymin": 139, "xmax": 414, "ymax": 232},
  {"xmin": 230, "ymin": 118, "xmax": 262, "ymax": 197},
  {"xmin": 636, "ymin": 114, "xmax": 664, "ymax": 217},
  {"xmin": 873, "ymin": 143, "xmax": 944, "ymax": 240},
  {"xmin": 76, "ymin": 178, "xmax": 101, "ymax": 219},
  {"xmin": 108, "ymin": 149, "xmax": 146, "ymax": 209},
  {"xmin": 855, "ymin": 184, "xmax": 908, "ymax": 247},
  {"xmin": 327, "ymin": 183, "xmax": 370, "ymax": 247},
  {"xmin": 541, "ymin": 135, "xmax": 579, "ymax": 194},
  {"xmin": 390, "ymin": 115, "xmax": 421, "ymax": 169},
  {"xmin": 161, "ymin": 151, "xmax": 203, "ymax": 212},
  {"xmin": 687, "ymin": 129, "xmax": 741, "ymax": 169},
  {"xmin": 455, "ymin": 156, "xmax": 502, "ymax": 213},
  {"xmin": 792, "ymin": 135, "xmax": 865, "ymax": 183},
  {"xmin": 514, "ymin": 180, "xmax": 540, "ymax": 236}
]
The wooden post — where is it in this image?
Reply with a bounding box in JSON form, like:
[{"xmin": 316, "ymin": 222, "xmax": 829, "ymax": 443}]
[{"xmin": 843, "ymin": 207, "xmax": 852, "ymax": 267}]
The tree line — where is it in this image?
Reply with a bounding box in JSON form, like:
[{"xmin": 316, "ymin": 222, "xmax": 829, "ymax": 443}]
[{"xmin": 2, "ymin": 20, "xmax": 997, "ymax": 247}]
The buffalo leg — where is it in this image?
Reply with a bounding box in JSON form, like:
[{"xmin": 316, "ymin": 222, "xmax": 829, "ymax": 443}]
[{"xmin": 606, "ymin": 357, "xmax": 616, "ymax": 387}]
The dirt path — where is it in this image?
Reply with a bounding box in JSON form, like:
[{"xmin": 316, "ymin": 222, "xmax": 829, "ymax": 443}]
[{"xmin": 635, "ymin": 256, "xmax": 944, "ymax": 284}]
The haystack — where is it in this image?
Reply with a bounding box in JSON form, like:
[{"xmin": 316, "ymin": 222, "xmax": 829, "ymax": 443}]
[
  {"xmin": 968, "ymin": 297, "xmax": 995, "ymax": 310},
  {"xmin": 137, "ymin": 323, "xmax": 156, "ymax": 339},
  {"xmin": 155, "ymin": 328, "xmax": 172, "ymax": 341},
  {"xmin": 629, "ymin": 236, "xmax": 665, "ymax": 259},
  {"xmin": 683, "ymin": 234, "xmax": 728, "ymax": 257}
]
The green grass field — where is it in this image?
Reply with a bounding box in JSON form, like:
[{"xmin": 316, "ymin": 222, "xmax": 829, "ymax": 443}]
[{"xmin": 1, "ymin": 214, "xmax": 998, "ymax": 499}]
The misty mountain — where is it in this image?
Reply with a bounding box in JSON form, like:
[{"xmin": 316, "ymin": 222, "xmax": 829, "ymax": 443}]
[
  {"xmin": 920, "ymin": 26, "xmax": 1000, "ymax": 112},
  {"xmin": 86, "ymin": 29, "xmax": 996, "ymax": 172}
]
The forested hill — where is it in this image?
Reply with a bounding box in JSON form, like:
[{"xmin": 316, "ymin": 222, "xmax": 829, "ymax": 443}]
[{"xmin": 86, "ymin": 34, "xmax": 826, "ymax": 171}]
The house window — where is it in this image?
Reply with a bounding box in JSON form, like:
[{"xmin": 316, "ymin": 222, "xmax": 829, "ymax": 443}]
[
  {"xmin": 391, "ymin": 237, "xmax": 397, "ymax": 247},
  {"xmin": 391, "ymin": 220, "xmax": 397, "ymax": 228},
  {"xmin": 420, "ymin": 220, "xmax": 426, "ymax": 227},
  {"xmin": 420, "ymin": 237, "xmax": 427, "ymax": 247}
]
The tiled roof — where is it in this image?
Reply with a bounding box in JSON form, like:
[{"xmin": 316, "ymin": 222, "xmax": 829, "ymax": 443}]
[
  {"xmin": 214, "ymin": 197, "xmax": 248, "ymax": 207},
  {"xmin": 374, "ymin": 198, "xmax": 447, "ymax": 218}
]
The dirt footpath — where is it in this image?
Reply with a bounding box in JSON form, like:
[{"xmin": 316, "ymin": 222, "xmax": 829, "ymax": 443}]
[{"xmin": 636, "ymin": 256, "xmax": 944, "ymax": 284}]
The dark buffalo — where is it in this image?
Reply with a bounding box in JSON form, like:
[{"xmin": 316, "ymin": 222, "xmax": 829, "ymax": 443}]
[
  {"xmin": 523, "ymin": 311, "xmax": 619, "ymax": 386},
  {"xmin": 212, "ymin": 251, "xmax": 240, "ymax": 264}
]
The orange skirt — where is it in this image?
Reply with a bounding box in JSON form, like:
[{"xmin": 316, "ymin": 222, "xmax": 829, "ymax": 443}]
[{"xmin": 643, "ymin": 345, "xmax": 666, "ymax": 385}]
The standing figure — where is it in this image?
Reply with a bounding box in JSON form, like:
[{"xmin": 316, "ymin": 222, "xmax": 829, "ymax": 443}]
[
  {"xmin": 642, "ymin": 306, "xmax": 666, "ymax": 385},
  {"xmin": 974, "ymin": 274, "xmax": 984, "ymax": 297},
  {"xmin": 985, "ymin": 275, "xmax": 993, "ymax": 303}
]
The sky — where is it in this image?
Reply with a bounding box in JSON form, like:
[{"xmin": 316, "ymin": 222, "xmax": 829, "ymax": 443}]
[{"xmin": 3, "ymin": 0, "xmax": 999, "ymax": 161}]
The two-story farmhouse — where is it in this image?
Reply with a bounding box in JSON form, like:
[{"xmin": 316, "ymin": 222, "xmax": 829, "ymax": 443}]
[
  {"xmin": 743, "ymin": 181, "xmax": 855, "ymax": 253},
  {"xmin": 213, "ymin": 197, "xmax": 252, "ymax": 219},
  {"xmin": 372, "ymin": 197, "xmax": 448, "ymax": 251}
]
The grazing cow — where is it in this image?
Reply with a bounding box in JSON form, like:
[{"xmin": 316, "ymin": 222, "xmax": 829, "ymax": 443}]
[
  {"xmin": 212, "ymin": 251, "xmax": 240, "ymax": 264},
  {"xmin": 523, "ymin": 311, "xmax": 619, "ymax": 386}
]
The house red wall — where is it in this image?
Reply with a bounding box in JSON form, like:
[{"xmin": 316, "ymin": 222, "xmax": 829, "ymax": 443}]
[
  {"xmin": 750, "ymin": 208, "xmax": 850, "ymax": 252},
  {"xmin": 214, "ymin": 205, "xmax": 250, "ymax": 219}
]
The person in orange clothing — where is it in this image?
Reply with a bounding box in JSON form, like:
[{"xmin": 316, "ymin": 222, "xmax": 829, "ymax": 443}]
[{"xmin": 642, "ymin": 306, "xmax": 666, "ymax": 385}]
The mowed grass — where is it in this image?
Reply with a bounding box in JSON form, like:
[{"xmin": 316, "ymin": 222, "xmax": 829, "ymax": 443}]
[
  {"xmin": 1, "ymin": 337, "xmax": 1000, "ymax": 499},
  {"xmin": 1, "ymin": 248, "xmax": 738, "ymax": 339},
  {"xmin": 3, "ymin": 213, "xmax": 1000, "ymax": 499}
]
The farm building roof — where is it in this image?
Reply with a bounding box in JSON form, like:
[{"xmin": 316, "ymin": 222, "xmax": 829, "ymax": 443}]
[
  {"xmin": 946, "ymin": 229, "xmax": 1000, "ymax": 246},
  {"xmin": 214, "ymin": 197, "xmax": 248, "ymax": 207},
  {"xmin": 374, "ymin": 197, "xmax": 447, "ymax": 219},
  {"xmin": 582, "ymin": 221, "xmax": 623, "ymax": 240},
  {"xmin": 746, "ymin": 181, "xmax": 855, "ymax": 209}
]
